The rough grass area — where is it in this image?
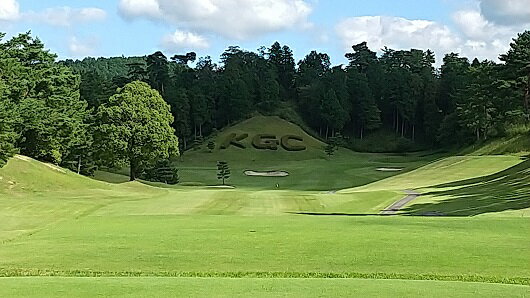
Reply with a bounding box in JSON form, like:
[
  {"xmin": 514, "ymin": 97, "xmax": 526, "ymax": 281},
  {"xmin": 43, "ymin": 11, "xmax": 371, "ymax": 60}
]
[{"xmin": 461, "ymin": 134, "xmax": 530, "ymax": 156}]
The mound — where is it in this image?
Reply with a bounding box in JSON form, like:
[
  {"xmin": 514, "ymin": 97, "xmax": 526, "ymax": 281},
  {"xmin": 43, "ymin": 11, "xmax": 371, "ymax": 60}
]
[
  {"xmin": 216, "ymin": 116, "xmax": 324, "ymax": 149},
  {"xmin": 180, "ymin": 116, "xmax": 332, "ymax": 166},
  {"xmin": 0, "ymin": 155, "xmax": 110, "ymax": 195}
]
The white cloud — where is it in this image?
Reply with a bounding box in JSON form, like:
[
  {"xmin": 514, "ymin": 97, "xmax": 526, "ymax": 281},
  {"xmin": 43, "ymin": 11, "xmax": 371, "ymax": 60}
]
[
  {"xmin": 118, "ymin": 0, "xmax": 312, "ymax": 40},
  {"xmin": 336, "ymin": 16, "xmax": 460, "ymax": 63},
  {"xmin": 118, "ymin": 0, "xmax": 161, "ymax": 20},
  {"xmin": 479, "ymin": 0, "xmax": 530, "ymax": 25},
  {"xmin": 25, "ymin": 7, "xmax": 107, "ymax": 27},
  {"xmin": 0, "ymin": 0, "xmax": 19, "ymax": 21},
  {"xmin": 335, "ymin": 8, "xmax": 529, "ymax": 65},
  {"xmin": 161, "ymin": 30, "xmax": 210, "ymax": 51},
  {"xmin": 68, "ymin": 36, "xmax": 98, "ymax": 57},
  {"xmin": 452, "ymin": 9, "xmax": 516, "ymax": 61}
]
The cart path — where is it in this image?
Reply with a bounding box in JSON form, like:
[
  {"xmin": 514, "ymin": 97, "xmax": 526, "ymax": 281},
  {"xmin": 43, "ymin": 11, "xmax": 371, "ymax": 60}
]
[{"xmin": 380, "ymin": 190, "xmax": 421, "ymax": 215}]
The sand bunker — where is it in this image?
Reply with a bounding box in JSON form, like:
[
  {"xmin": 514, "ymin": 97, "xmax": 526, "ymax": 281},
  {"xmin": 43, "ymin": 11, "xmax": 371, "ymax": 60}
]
[
  {"xmin": 244, "ymin": 170, "xmax": 289, "ymax": 177},
  {"xmin": 205, "ymin": 185, "xmax": 236, "ymax": 189},
  {"xmin": 376, "ymin": 168, "xmax": 403, "ymax": 172}
]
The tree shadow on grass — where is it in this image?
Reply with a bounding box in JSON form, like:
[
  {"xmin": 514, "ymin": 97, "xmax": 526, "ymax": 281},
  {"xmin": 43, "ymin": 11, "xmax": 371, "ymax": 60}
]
[
  {"xmin": 290, "ymin": 212, "xmax": 380, "ymax": 217},
  {"xmin": 401, "ymin": 159, "xmax": 530, "ymax": 217}
]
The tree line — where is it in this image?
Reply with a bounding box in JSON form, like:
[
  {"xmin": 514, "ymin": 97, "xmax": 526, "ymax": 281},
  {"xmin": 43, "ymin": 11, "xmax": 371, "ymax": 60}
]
[
  {"xmin": 65, "ymin": 31, "xmax": 530, "ymax": 149},
  {"xmin": 1, "ymin": 30, "xmax": 529, "ymax": 177}
]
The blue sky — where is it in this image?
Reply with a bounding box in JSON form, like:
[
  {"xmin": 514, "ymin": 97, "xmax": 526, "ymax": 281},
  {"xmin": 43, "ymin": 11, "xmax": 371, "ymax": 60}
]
[{"xmin": 1, "ymin": 0, "xmax": 529, "ymax": 65}]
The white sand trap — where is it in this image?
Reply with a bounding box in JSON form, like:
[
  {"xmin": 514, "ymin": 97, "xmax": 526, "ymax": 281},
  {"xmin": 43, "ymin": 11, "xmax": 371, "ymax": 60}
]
[
  {"xmin": 244, "ymin": 170, "xmax": 289, "ymax": 177},
  {"xmin": 376, "ymin": 168, "xmax": 403, "ymax": 172},
  {"xmin": 205, "ymin": 185, "xmax": 235, "ymax": 189}
]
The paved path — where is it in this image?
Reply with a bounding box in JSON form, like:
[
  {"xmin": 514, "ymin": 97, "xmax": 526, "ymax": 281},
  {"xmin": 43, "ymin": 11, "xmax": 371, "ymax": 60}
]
[{"xmin": 380, "ymin": 190, "xmax": 421, "ymax": 215}]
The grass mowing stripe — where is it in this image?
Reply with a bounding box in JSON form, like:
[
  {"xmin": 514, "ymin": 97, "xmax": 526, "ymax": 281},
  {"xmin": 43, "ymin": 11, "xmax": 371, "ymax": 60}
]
[{"xmin": 0, "ymin": 269, "xmax": 528, "ymax": 286}]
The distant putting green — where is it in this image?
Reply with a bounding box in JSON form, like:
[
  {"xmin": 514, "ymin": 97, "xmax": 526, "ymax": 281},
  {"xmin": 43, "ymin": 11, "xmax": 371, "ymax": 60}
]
[{"xmin": 0, "ymin": 117, "xmax": 529, "ymax": 296}]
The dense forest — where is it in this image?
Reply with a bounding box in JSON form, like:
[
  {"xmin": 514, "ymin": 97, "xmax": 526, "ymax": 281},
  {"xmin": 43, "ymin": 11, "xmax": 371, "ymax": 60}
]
[{"xmin": 1, "ymin": 30, "xmax": 529, "ymax": 178}]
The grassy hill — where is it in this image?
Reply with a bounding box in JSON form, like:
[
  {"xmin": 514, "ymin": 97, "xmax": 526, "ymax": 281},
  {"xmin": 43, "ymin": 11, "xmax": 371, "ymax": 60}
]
[{"xmin": 176, "ymin": 116, "xmax": 439, "ymax": 190}]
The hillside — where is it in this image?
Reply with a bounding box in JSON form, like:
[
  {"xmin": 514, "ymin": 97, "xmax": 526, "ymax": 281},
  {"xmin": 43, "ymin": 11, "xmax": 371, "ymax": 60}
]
[
  {"xmin": 175, "ymin": 116, "xmax": 437, "ymax": 190},
  {"xmin": 195, "ymin": 115, "xmax": 326, "ymax": 160}
]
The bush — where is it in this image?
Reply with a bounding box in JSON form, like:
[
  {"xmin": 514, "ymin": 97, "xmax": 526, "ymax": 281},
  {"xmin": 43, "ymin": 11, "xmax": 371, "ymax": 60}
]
[{"xmin": 141, "ymin": 159, "xmax": 179, "ymax": 185}]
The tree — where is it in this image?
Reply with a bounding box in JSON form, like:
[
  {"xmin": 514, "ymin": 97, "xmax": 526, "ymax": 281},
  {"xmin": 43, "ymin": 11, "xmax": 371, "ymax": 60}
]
[
  {"xmin": 321, "ymin": 89, "xmax": 349, "ymax": 138},
  {"xmin": 146, "ymin": 51, "xmax": 170, "ymax": 96},
  {"xmin": 266, "ymin": 42, "xmax": 296, "ymax": 100},
  {"xmin": 324, "ymin": 140, "xmax": 337, "ymax": 158},
  {"xmin": 141, "ymin": 159, "xmax": 180, "ymax": 185},
  {"xmin": 0, "ymin": 99, "xmax": 19, "ymax": 167},
  {"xmin": 457, "ymin": 61, "xmax": 498, "ymax": 141},
  {"xmin": 297, "ymin": 51, "xmax": 331, "ymax": 87},
  {"xmin": 217, "ymin": 161, "xmax": 230, "ymax": 185},
  {"xmin": 207, "ymin": 140, "xmax": 215, "ymax": 152},
  {"xmin": 171, "ymin": 52, "xmax": 197, "ymax": 65},
  {"xmin": 437, "ymin": 53, "xmax": 471, "ymax": 116},
  {"xmin": 500, "ymin": 31, "xmax": 530, "ymax": 120},
  {"xmin": 1, "ymin": 32, "xmax": 89, "ymax": 165},
  {"xmin": 95, "ymin": 81, "xmax": 179, "ymax": 181}
]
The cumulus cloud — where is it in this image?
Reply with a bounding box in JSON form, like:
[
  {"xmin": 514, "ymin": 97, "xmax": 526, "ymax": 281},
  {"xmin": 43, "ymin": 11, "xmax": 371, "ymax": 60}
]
[
  {"xmin": 336, "ymin": 7, "xmax": 529, "ymax": 65},
  {"xmin": 118, "ymin": 0, "xmax": 312, "ymax": 39},
  {"xmin": 68, "ymin": 36, "xmax": 99, "ymax": 57},
  {"xmin": 0, "ymin": 0, "xmax": 20, "ymax": 21},
  {"xmin": 479, "ymin": 0, "xmax": 530, "ymax": 25},
  {"xmin": 336, "ymin": 16, "xmax": 460, "ymax": 62},
  {"xmin": 24, "ymin": 7, "xmax": 107, "ymax": 27},
  {"xmin": 452, "ymin": 9, "xmax": 516, "ymax": 61},
  {"xmin": 161, "ymin": 30, "xmax": 210, "ymax": 51}
]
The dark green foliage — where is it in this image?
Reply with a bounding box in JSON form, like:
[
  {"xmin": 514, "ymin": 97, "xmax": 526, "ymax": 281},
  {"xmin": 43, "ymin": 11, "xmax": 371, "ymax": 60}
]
[
  {"xmin": 280, "ymin": 135, "xmax": 306, "ymax": 151},
  {"xmin": 1, "ymin": 32, "xmax": 89, "ymax": 165},
  {"xmin": 141, "ymin": 159, "xmax": 179, "ymax": 185},
  {"xmin": 220, "ymin": 133, "xmax": 248, "ymax": 149},
  {"xmin": 216, "ymin": 161, "xmax": 230, "ymax": 185},
  {"xmin": 324, "ymin": 137, "xmax": 338, "ymax": 157},
  {"xmin": 252, "ymin": 134, "xmax": 280, "ymax": 150},
  {"xmin": 0, "ymin": 99, "xmax": 19, "ymax": 167},
  {"xmin": 193, "ymin": 136, "xmax": 204, "ymax": 150},
  {"xmin": 95, "ymin": 81, "xmax": 179, "ymax": 181},
  {"xmin": 207, "ymin": 141, "xmax": 215, "ymax": 152},
  {"xmin": 171, "ymin": 52, "xmax": 197, "ymax": 65},
  {"xmin": 500, "ymin": 31, "xmax": 530, "ymax": 120}
]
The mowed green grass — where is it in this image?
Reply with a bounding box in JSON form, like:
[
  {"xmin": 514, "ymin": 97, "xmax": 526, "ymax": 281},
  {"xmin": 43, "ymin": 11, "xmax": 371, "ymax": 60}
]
[
  {"xmin": 1, "ymin": 215, "xmax": 528, "ymax": 280},
  {"xmin": 1, "ymin": 278, "xmax": 529, "ymax": 298},
  {"xmin": 1, "ymin": 118, "xmax": 530, "ymax": 297}
]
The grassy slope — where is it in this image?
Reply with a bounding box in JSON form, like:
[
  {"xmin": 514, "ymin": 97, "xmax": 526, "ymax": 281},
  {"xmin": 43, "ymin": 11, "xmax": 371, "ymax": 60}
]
[
  {"xmin": 0, "ymin": 155, "xmax": 168, "ymax": 243},
  {"xmin": 177, "ymin": 116, "xmax": 438, "ymax": 190},
  {"xmin": 338, "ymin": 155, "xmax": 530, "ymax": 217}
]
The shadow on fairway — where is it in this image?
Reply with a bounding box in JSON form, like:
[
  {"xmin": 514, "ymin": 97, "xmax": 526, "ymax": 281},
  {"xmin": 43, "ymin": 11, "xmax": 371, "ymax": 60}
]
[
  {"xmin": 402, "ymin": 159, "xmax": 530, "ymax": 217},
  {"xmin": 291, "ymin": 212, "xmax": 380, "ymax": 217}
]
